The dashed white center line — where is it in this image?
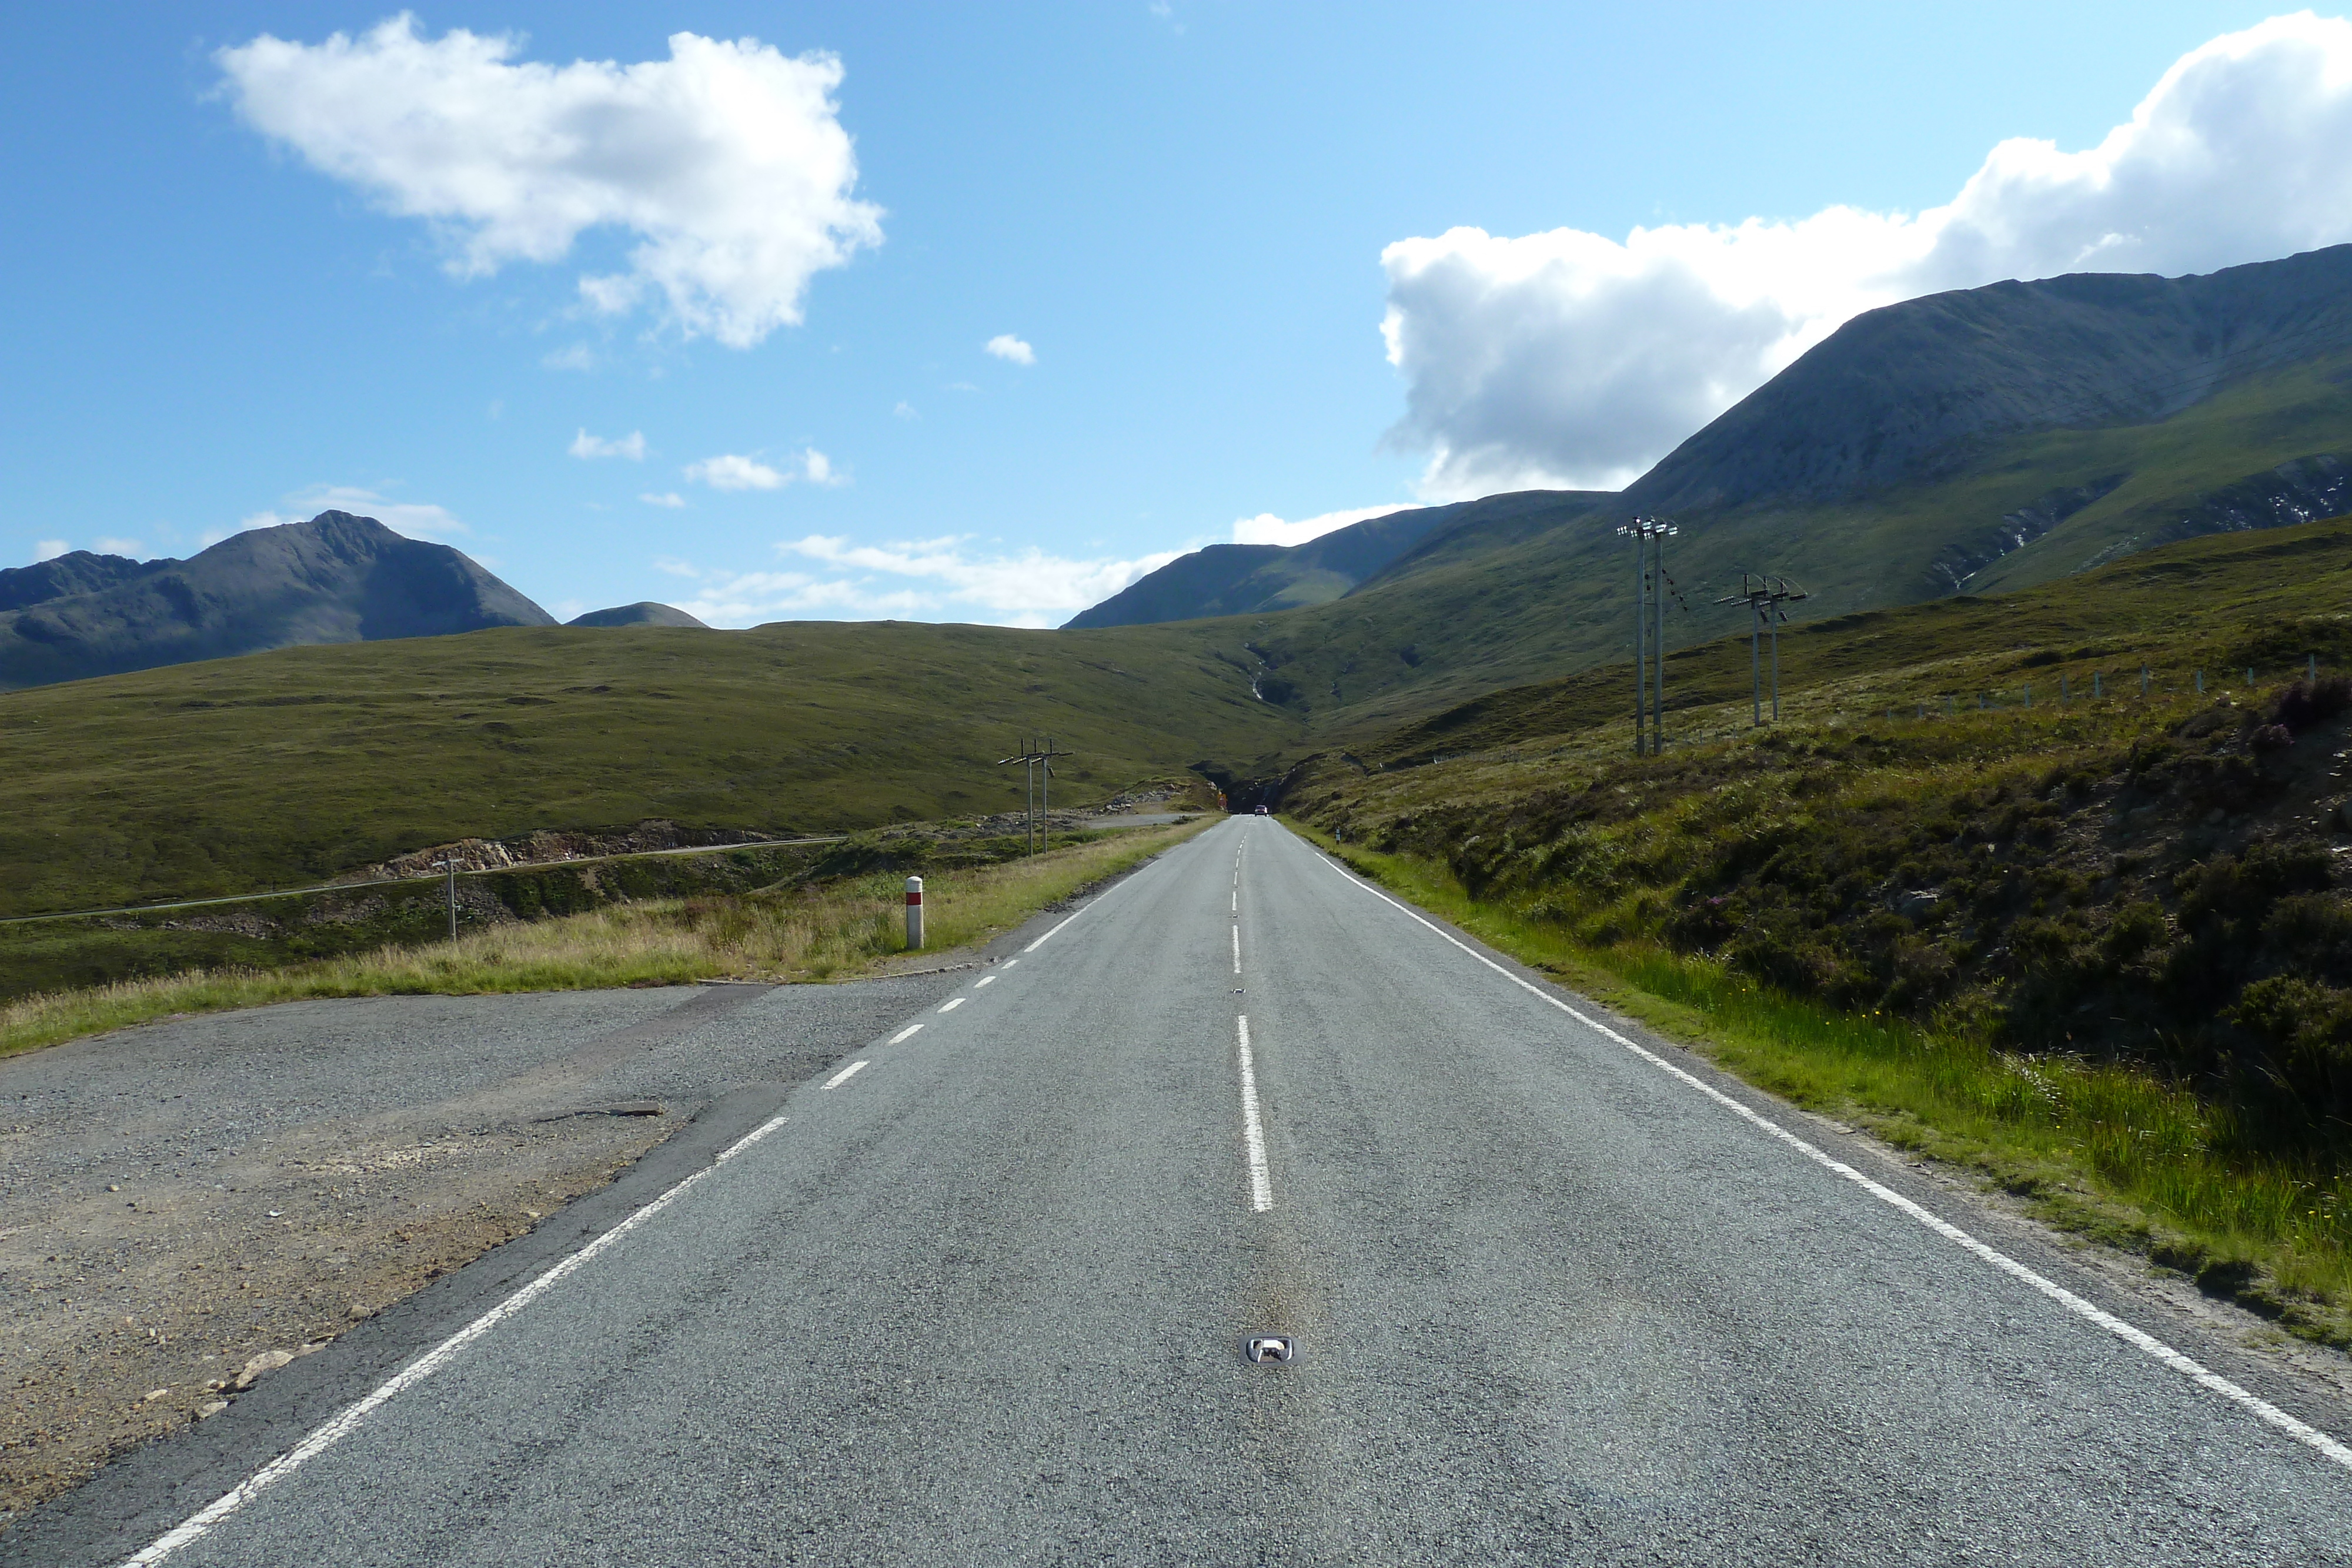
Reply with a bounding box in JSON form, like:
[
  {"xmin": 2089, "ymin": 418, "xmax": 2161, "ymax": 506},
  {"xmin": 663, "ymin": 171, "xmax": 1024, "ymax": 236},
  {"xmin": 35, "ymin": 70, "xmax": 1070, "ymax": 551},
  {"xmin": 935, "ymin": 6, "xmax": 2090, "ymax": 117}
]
[
  {"xmin": 974, "ymin": 975, "xmax": 996, "ymax": 988},
  {"xmin": 1231, "ymin": 890, "xmax": 1237, "ymax": 913},
  {"xmin": 888, "ymin": 1024, "xmax": 924, "ymax": 1045},
  {"xmin": 1231, "ymin": 925, "xmax": 1241, "ymax": 975},
  {"xmin": 823, "ymin": 1060, "xmax": 869, "ymax": 1090},
  {"xmin": 938, "ymin": 997, "xmax": 965, "ymax": 1013},
  {"xmin": 1235, "ymin": 1015, "xmax": 1273, "ymax": 1212}
]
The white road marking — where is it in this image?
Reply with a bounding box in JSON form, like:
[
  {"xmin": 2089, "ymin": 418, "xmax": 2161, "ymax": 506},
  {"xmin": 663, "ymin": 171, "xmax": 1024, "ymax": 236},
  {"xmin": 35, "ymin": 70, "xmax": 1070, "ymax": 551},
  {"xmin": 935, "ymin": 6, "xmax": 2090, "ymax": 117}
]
[
  {"xmin": 1231, "ymin": 890, "xmax": 1237, "ymax": 913},
  {"xmin": 118, "ymin": 1107, "xmax": 797, "ymax": 1566},
  {"xmin": 823, "ymin": 1060, "xmax": 870, "ymax": 1089},
  {"xmin": 938, "ymin": 997, "xmax": 965, "ymax": 1013},
  {"xmin": 1312, "ymin": 846, "xmax": 2352, "ymax": 1475},
  {"xmin": 974, "ymin": 975, "xmax": 997, "ymax": 988},
  {"xmin": 888, "ymin": 1024, "xmax": 924, "ymax": 1045},
  {"xmin": 1232, "ymin": 925, "xmax": 1241, "ymax": 975},
  {"xmin": 1235, "ymin": 1015, "xmax": 1274, "ymax": 1212},
  {"xmin": 1002, "ymin": 959, "xmax": 1018, "ymax": 968}
]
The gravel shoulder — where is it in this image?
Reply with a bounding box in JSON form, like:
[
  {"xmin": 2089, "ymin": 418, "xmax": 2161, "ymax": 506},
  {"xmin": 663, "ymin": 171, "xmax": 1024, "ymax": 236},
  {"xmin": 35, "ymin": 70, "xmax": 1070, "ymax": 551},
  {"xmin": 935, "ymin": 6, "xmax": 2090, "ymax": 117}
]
[{"xmin": 0, "ymin": 977, "xmax": 955, "ymax": 1530}]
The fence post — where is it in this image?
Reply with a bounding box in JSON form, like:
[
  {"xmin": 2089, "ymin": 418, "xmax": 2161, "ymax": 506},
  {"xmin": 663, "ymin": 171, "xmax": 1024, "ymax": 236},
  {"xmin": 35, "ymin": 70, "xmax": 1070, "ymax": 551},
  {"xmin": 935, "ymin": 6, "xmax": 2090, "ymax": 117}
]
[
  {"xmin": 905, "ymin": 876, "xmax": 924, "ymax": 950},
  {"xmin": 2196, "ymin": 670, "xmax": 2204, "ymax": 695},
  {"xmin": 2140, "ymin": 666, "xmax": 2150, "ymax": 697},
  {"xmin": 2311, "ymin": 654, "xmax": 2320, "ymax": 682},
  {"xmin": 2094, "ymin": 673, "xmax": 2103, "ymax": 698}
]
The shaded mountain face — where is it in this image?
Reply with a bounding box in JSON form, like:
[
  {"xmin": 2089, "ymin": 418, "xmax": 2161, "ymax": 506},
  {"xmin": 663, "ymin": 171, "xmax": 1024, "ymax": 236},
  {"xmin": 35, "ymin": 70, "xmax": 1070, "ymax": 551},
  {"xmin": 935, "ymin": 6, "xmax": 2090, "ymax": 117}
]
[
  {"xmin": 1063, "ymin": 490, "xmax": 1611, "ymax": 629},
  {"xmin": 566, "ymin": 602, "xmax": 710, "ymax": 628},
  {"xmin": 0, "ymin": 511, "xmax": 554, "ymax": 690},
  {"xmin": 0, "ymin": 551, "xmax": 158, "ymax": 612},
  {"xmin": 1626, "ymin": 244, "xmax": 2352, "ymax": 516}
]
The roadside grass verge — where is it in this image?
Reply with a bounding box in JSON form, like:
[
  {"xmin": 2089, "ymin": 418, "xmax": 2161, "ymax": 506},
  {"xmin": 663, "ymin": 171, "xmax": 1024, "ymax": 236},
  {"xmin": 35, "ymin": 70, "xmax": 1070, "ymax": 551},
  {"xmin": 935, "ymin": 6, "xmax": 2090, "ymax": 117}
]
[
  {"xmin": 1292, "ymin": 823, "xmax": 2352, "ymax": 1348},
  {"xmin": 0, "ymin": 816, "xmax": 1213, "ymax": 1063}
]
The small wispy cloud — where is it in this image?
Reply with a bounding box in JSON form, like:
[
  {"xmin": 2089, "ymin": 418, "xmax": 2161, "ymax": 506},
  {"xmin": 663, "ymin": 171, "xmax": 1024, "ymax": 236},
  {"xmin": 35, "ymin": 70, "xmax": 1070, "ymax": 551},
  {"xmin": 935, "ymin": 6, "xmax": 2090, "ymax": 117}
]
[
  {"xmin": 639, "ymin": 492, "xmax": 687, "ymax": 509},
  {"xmin": 569, "ymin": 428, "xmax": 646, "ymax": 460},
  {"xmin": 685, "ymin": 453, "xmax": 786, "ymax": 491},
  {"xmin": 95, "ymin": 537, "xmax": 146, "ymax": 557},
  {"xmin": 683, "ymin": 448, "xmax": 846, "ymax": 490},
  {"xmin": 984, "ymin": 333, "xmax": 1035, "ymax": 366},
  {"xmin": 206, "ymin": 484, "xmax": 471, "ymax": 548},
  {"xmin": 543, "ymin": 343, "xmax": 596, "ymax": 372},
  {"xmin": 32, "ymin": 540, "xmax": 68, "ymax": 563},
  {"xmin": 893, "ymin": 400, "xmax": 918, "ymax": 420},
  {"xmin": 646, "ymin": 532, "xmax": 1182, "ymax": 628}
]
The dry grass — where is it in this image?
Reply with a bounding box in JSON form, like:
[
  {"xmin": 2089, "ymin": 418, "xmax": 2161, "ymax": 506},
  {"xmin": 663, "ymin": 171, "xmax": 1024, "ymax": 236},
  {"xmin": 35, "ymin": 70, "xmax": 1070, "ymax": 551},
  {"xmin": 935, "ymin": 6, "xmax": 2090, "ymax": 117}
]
[{"xmin": 0, "ymin": 817, "xmax": 1214, "ymax": 1062}]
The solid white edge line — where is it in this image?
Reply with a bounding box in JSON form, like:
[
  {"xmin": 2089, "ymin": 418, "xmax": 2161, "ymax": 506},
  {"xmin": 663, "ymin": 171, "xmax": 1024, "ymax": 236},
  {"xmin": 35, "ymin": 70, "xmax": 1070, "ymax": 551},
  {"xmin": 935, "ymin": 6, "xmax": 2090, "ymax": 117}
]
[
  {"xmin": 938, "ymin": 997, "xmax": 965, "ymax": 1013},
  {"xmin": 888, "ymin": 1024, "xmax": 924, "ymax": 1045},
  {"xmin": 1235, "ymin": 1015, "xmax": 1273, "ymax": 1212},
  {"xmin": 823, "ymin": 1059, "xmax": 870, "ymax": 1089},
  {"xmin": 1309, "ymin": 846, "xmax": 2352, "ymax": 1475},
  {"xmin": 119, "ymin": 1108, "xmax": 796, "ymax": 1566}
]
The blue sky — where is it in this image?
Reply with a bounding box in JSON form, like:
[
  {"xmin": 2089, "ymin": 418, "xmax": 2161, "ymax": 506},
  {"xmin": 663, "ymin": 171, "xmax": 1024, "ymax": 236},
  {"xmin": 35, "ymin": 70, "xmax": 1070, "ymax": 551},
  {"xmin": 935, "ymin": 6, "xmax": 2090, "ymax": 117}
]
[{"xmin": 0, "ymin": 2, "xmax": 2329, "ymax": 626}]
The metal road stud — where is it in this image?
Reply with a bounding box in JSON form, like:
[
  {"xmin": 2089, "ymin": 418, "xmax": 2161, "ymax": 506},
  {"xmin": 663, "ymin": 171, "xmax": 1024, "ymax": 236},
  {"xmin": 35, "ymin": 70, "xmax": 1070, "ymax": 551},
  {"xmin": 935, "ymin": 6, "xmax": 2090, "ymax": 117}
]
[{"xmin": 1244, "ymin": 1335, "xmax": 1295, "ymax": 1365}]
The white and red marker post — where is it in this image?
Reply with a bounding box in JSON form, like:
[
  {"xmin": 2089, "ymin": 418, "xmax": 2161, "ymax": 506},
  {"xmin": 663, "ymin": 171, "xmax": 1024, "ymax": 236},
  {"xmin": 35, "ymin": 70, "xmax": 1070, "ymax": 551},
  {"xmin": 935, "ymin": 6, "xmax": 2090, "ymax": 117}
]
[{"xmin": 904, "ymin": 875, "xmax": 924, "ymax": 950}]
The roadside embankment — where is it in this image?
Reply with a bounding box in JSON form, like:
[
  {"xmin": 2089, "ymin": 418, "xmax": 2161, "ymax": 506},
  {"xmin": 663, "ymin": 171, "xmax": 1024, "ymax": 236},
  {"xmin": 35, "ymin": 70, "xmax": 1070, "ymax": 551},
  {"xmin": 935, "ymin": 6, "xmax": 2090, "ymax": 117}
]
[{"xmin": 1279, "ymin": 676, "xmax": 2352, "ymax": 1349}]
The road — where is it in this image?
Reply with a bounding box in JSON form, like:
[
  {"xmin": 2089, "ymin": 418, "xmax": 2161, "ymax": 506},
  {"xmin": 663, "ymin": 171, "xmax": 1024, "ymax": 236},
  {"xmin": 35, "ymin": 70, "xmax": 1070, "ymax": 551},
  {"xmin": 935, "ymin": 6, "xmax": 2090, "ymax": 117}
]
[{"xmin": 17, "ymin": 816, "xmax": 2352, "ymax": 1564}]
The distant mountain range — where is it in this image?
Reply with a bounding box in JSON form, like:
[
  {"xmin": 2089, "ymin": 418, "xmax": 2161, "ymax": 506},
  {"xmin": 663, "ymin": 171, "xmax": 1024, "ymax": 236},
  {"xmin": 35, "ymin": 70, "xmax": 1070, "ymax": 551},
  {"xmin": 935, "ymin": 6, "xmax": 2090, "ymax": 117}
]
[
  {"xmin": 0, "ymin": 511, "xmax": 554, "ymax": 690},
  {"xmin": 1063, "ymin": 245, "xmax": 2352, "ymax": 734}
]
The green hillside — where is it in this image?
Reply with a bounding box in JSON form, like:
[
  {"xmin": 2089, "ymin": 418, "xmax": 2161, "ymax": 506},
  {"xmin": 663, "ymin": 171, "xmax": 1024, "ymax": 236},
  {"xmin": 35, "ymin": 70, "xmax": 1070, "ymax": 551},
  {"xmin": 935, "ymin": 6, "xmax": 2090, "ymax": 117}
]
[
  {"xmin": 1160, "ymin": 343, "xmax": 2352, "ymax": 745},
  {"xmin": 0, "ymin": 619, "xmax": 1299, "ymax": 918}
]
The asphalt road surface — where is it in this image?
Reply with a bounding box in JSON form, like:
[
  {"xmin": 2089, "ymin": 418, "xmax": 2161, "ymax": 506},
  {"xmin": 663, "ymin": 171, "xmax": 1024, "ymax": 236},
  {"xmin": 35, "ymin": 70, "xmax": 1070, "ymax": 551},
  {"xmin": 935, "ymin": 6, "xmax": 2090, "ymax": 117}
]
[{"xmin": 21, "ymin": 817, "xmax": 2352, "ymax": 1564}]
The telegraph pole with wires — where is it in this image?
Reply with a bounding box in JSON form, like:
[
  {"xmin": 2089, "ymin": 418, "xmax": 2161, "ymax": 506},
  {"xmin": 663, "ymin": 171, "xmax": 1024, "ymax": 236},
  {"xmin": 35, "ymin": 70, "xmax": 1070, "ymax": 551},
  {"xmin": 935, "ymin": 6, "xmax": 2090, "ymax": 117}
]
[
  {"xmin": 1713, "ymin": 573, "xmax": 1810, "ymax": 724},
  {"xmin": 995, "ymin": 735, "xmax": 1075, "ymax": 854},
  {"xmin": 1617, "ymin": 517, "xmax": 1681, "ymax": 754}
]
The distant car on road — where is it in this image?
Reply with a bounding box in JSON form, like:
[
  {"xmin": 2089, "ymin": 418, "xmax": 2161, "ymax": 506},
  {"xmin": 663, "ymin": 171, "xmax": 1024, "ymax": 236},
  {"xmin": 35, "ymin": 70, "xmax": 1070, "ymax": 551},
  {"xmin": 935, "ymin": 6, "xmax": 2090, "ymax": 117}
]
[{"xmin": 1255, "ymin": 805, "xmax": 1268, "ymax": 815}]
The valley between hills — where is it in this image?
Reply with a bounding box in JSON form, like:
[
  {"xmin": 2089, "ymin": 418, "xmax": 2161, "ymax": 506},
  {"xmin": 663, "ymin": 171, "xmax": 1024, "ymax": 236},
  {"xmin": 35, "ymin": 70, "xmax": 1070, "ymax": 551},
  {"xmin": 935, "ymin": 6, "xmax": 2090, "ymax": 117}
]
[{"xmin": 8, "ymin": 246, "xmax": 2352, "ymax": 1554}]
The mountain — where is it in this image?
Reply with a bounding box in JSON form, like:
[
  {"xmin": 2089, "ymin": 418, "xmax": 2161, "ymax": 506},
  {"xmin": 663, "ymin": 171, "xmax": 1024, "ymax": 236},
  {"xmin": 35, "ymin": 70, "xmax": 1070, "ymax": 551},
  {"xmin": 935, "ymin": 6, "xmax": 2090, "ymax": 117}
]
[
  {"xmin": 567, "ymin": 602, "xmax": 710, "ymax": 629},
  {"xmin": 1051, "ymin": 245, "xmax": 2352, "ymax": 738},
  {"xmin": 1063, "ymin": 493, "xmax": 1602, "ymax": 628},
  {"xmin": 0, "ymin": 511, "xmax": 554, "ymax": 690},
  {"xmin": 1624, "ymin": 243, "xmax": 2352, "ymax": 517}
]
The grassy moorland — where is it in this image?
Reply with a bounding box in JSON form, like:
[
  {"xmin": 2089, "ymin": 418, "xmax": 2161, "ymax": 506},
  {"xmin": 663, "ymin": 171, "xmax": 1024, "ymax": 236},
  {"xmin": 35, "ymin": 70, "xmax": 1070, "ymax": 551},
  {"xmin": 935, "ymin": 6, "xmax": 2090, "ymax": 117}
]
[
  {"xmin": 1281, "ymin": 516, "xmax": 2352, "ymax": 1343},
  {"xmin": 0, "ymin": 814, "xmax": 1212, "ymax": 1062},
  {"xmin": 0, "ymin": 618, "xmax": 1294, "ymax": 918}
]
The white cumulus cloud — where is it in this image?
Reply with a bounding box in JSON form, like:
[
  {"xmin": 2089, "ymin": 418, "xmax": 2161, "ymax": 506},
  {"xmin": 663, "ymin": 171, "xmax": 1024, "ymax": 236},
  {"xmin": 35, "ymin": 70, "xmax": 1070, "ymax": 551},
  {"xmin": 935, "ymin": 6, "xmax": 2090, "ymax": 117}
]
[
  {"xmin": 570, "ymin": 428, "xmax": 646, "ymax": 460},
  {"xmin": 32, "ymin": 540, "xmax": 68, "ymax": 562},
  {"xmin": 1382, "ymin": 12, "xmax": 2352, "ymax": 498},
  {"xmin": 984, "ymin": 333, "xmax": 1036, "ymax": 365},
  {"xmin": 217, "ymin": 16, "xmax": 883, "ymax": 348},
  {"xmin": 1231, "ymin": 503, "xmax": 1415, "ymax": 547}
]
